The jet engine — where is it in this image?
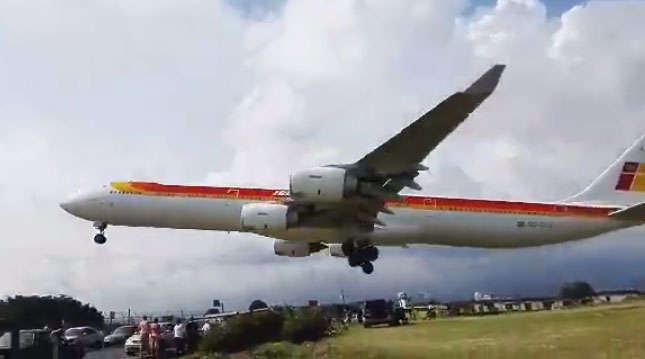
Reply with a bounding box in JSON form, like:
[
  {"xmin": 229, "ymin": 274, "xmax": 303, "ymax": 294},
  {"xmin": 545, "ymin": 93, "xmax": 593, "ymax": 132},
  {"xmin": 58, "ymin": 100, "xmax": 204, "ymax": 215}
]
[
  {"xmin": 289, "ymin": 166, "xmax": 358, "ymax": 202},
  {"xmin": 240, "ymin": 203, "xmax": 298, "ymax": 231},
  {"xmin": 273, "ymin": 239, "xmax": 310, "ymax": 257}
]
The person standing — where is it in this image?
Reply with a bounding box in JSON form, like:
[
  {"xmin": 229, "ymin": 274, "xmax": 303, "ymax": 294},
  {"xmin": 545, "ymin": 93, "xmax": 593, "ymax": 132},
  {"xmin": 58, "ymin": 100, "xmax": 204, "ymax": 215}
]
[
  {"xmin": 185, "ymin": 318, "xmax": 198, "ymax": 353},
  {"xmin": 173, "ymin": 319, "xmax": 187, "ymax": 355},
  {"xmin": 139, "ymin": 316, "xmax": 151, "ymax": 358},
  {"xmin": 150, "ymin": 318, "xmax": 161, "ymax": 358},
  {"xmin": 201, "ymin": 321, "xmax": 211, "ymax": 334},
  {"xmin": 49, "ymin": 320, "xmax": 65, "ymax": 359}
]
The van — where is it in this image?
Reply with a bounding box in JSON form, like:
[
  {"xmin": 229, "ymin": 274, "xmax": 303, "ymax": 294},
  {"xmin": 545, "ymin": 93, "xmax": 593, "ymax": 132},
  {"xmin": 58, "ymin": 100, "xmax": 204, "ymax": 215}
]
[{"xmin": 363, "ymin": 299, "xmax": 406, "ymax": 328}]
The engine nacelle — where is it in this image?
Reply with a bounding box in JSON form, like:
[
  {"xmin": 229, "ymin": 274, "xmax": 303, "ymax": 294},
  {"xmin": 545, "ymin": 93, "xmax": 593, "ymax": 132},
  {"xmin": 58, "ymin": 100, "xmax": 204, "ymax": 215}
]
[
  {"xmin": 273, "ymin": 239, "xmax": 310, "ymax": 257},
  {"xmin": 240, "ymin": 203, "xmax": 298, "ymax": 231},
  {"xmin": 289, "ymin": 166, "xmax": 358, "ymax": 203},
  {"xmin": 325, "ymin": 244, "xmax": 347, "ymax": 258}
]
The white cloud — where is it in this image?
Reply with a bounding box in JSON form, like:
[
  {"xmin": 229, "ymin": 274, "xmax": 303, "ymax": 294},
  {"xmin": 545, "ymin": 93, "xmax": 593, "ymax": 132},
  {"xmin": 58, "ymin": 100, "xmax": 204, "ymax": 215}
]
[{"xmin": 1, "ymin": 0, "xmax": 645, "ymax": 312}]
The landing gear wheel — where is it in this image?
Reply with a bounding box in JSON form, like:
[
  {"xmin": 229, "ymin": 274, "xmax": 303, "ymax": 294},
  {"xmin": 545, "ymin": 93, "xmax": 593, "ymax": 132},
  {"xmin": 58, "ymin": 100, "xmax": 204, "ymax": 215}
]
[
  {"xmin": 341, "ymin": 240, "xmax": 355, "ymax": 256},
  {"xmin": 93, "ymin": 222, "xmax": 108, "ymax": 245},
  {"xmin": 361, "ymin": 261, "xmax": 374, "ymax": 274},
  {"xmin": 93, "ymin": 234, "xmax": 107, "ymax": 245},
  {"xmin": 348, "ymin": 254, "xmax": 362, "ymax": 267},
  {"xmin": 364, "ymin": 246, "xmax": 379, "ymax": 262}
]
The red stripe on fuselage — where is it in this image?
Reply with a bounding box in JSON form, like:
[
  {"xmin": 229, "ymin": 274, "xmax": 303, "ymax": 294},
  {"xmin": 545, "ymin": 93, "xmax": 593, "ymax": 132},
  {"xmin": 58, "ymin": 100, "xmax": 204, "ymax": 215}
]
[{"xmin": 117, "ymin": 182, "xmax": 618, "ymax": 218}]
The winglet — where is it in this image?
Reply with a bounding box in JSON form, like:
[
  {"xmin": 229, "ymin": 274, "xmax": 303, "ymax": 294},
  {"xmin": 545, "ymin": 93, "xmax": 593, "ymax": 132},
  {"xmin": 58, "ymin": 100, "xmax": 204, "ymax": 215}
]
[{"xmin": 464, "ymin": 64, "xmax": 506, "ymax": 96}]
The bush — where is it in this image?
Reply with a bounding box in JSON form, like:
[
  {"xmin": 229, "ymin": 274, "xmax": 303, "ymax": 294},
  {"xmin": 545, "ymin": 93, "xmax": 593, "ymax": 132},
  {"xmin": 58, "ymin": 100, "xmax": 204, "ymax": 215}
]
[
  {"xmin": 199, "ymin": 310, "xmax": 284, "ymax": 353},
  {"xmin": 198, "ymin": 324, "xmax": 227, "ymax": 354},
  {"xmin": 281, "ymin": 308, "xmax": 329, "ymax": 344},
  {"xmin": 199, "ymin": 308, "xmax": 330, "ymax": 354}
]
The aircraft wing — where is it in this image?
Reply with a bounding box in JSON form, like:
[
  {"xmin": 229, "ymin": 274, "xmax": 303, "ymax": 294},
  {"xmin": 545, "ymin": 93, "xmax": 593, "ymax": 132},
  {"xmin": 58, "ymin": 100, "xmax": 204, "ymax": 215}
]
[{"xmin": 355, "ymin": 64, "xmax": 506, "ymax": 193}]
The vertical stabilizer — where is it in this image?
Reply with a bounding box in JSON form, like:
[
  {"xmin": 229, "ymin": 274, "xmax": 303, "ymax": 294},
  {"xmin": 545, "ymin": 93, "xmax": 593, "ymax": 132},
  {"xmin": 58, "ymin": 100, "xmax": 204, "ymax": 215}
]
[{"xmin": 566, "ymin": 134, "xmax": 645, "ymax": 206}]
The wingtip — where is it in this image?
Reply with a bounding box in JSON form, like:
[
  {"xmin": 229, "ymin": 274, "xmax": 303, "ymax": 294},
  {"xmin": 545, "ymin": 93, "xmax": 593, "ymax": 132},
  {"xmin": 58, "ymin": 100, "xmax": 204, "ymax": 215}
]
[{"xmin": 464, "ymin": 64, "xmax": 506, "ymax": 96}]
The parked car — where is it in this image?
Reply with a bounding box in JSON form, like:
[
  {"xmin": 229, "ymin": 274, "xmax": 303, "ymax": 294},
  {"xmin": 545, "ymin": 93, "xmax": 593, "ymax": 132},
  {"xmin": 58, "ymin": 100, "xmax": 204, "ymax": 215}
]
[
  {"xmin": 363, "ymin": 299, "xmax": 407, "ymax": 328},
  {"xmin": 64, "ymin": 326, "xmax": 103, "ymax": 349},
  {"xmin": 124, "ymin": 322, "xmax": 176, "ymax": 357},
  {"xmin": 0, "ymin": 329, "xmax": 86, "ymax": 358},
  {"xmin": 124, "ymin": 333, "xmax": 141, "ymax": 356},
  {"xmin": 103, "ymin": 325, "xmax": 136, "ymax": 346}
]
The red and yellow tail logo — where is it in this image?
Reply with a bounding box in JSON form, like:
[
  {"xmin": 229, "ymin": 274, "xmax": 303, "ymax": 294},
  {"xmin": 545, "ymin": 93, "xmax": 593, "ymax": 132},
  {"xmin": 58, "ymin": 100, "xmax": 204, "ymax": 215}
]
[{"xmin": 615, "ymin": 162, "xmax": 645, "ymax": 191}]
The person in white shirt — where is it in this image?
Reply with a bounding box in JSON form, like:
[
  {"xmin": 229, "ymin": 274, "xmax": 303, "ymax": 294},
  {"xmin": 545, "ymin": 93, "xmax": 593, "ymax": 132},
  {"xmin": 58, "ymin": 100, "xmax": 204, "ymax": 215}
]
[
  {"xmin": 201, "ymin": 321, "xmax": 211, "ymax": 334},
  {"xmin": 173, "ymin": 319, "xmax": 187, "ymax": 355}
]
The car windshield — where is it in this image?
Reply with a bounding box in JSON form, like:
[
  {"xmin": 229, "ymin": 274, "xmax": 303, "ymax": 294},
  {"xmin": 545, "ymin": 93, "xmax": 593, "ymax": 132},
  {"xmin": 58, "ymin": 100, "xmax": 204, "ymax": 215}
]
[
  {"xmin": 366, "ymin": 300, "xmax": 388, "ymax": 310},
  {"xmin": 0, "ymin": 331, "xmax": 36, "ymax": 349},
  {"xmin": 114, "ymin": 327, "xmax": 134, "ymax": 335},
  {"xmin": 64, "ymin": 328, "xmax": 82, "ymax": 336},
  {"xmin": 0, "ymin": 332, "xmax": 9, "ymax": 349}
]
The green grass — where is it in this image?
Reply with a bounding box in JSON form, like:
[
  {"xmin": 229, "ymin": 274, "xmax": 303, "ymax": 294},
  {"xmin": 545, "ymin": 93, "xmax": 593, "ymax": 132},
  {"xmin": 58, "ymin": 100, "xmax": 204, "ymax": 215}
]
[{"xmin": 318, "ymin": 301, "xmax": 645, "ymax": 359}]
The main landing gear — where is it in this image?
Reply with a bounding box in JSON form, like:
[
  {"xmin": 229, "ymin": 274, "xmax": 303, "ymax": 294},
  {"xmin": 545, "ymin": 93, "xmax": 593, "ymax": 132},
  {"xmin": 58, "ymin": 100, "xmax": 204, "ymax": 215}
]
[
  {"xmin": 93, "ymin": 222, "xmax": 108, "ymax": 245},
  {"xmin": 342, "ymin": 240, "xmax": 379, "ymax": 274}
]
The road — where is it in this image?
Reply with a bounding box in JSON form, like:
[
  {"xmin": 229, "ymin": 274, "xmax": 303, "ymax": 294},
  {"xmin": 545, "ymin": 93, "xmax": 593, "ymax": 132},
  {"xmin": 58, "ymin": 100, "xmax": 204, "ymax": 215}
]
[
  {"xmin": 86, "ymin": 346, "xmax": 126, "ymax": 359},
  {"xmin": 85, "ymin": 346, "xmax": 179, "ymax": 359}
]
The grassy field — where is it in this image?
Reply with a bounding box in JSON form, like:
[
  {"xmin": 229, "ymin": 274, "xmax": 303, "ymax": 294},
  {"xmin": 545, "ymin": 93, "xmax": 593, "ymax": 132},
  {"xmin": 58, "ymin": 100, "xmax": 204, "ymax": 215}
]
[{"xmin": 253, "ymin": 300, "xmax": 645, "ymax": 359}]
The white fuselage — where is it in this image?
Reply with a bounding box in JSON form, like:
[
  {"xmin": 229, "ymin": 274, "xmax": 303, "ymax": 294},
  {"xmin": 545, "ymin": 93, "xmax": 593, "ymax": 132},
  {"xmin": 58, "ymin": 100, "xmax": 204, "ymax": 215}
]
[{"xmin": 60, "ymin": 183, "xmax": 635, "ymax": 249}]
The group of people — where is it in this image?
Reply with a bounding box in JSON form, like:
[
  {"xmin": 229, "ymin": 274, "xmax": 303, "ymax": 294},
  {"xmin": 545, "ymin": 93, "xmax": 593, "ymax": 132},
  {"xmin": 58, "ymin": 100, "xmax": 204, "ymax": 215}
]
[{"xmin": 137, "ymin": 315, "xmax": 198, "ymax": 358}]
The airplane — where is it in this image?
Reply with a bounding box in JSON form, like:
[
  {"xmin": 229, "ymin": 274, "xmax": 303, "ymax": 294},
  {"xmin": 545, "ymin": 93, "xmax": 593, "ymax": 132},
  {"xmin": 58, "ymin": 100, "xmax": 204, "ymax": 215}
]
[{"xmin": 60, "ymin": 64, "xmax": 645, "ymax": 274}]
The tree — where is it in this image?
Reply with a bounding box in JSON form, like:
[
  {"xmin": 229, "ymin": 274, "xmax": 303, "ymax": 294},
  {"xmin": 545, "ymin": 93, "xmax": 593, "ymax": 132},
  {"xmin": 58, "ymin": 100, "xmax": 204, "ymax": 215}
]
[
  {"xmin": 0, "ymin": 295, "xmax": 104, "ymax": 329},
  {"xmin": 559, "ymin": 281, "xmax": 595, "ymax": 300},
  {"xmin": 249, "ymin": 300, "xmax": 269, "ymax": 312}
]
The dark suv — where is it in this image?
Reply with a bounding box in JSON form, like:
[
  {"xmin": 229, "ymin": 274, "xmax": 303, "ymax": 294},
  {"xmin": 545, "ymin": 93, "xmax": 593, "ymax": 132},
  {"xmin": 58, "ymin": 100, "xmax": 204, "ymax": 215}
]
[{"xmin": 363, "ymin": 299, "xmax": 407, "ymax": 328}]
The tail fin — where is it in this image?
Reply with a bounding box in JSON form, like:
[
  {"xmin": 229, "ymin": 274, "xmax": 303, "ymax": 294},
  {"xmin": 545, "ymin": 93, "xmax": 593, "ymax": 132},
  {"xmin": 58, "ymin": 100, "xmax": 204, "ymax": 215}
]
[{"xmin": 566, "ymin": 134, "xmax": 645, "ymax": 206}]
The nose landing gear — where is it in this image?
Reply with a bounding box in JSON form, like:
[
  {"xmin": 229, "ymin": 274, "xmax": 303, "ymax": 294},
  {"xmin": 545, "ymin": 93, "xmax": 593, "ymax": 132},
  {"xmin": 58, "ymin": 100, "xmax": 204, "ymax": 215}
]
[
  {"xmin": 93, "ymin": 222, "xmax": 108, "ymax": 245},
  {"xmin": 343, "ymin": 239, "xmax": 379, "ymax": 274}
]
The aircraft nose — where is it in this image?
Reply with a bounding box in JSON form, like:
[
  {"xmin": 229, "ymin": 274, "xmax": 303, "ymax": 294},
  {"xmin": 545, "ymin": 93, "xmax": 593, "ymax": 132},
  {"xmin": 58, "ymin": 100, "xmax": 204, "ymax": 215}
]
[
  {"xmin": 60, "ymin": 198, "xmax": 80, "ymax": 215},
  {"xmin": 60, "ymin": 189, "xmax": 88, "ymax": 216}
]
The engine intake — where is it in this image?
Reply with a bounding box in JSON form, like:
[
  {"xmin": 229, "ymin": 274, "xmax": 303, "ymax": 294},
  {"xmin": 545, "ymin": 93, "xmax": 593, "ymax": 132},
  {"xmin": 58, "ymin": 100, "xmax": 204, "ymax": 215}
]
[
  {"xmin": 289, "ymin": 166, "xmax": 358, "ymax": 203},
  {"xmin": 240, "ymin": 203, "xmax": 298, "ymax": 231}
]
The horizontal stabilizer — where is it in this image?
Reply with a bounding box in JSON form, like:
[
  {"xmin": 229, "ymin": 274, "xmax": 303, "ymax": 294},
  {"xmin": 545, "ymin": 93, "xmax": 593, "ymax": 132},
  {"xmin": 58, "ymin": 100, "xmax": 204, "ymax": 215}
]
[{"xmin": 609, "ymin": 202, "xmax": 645, "ymax": 222}]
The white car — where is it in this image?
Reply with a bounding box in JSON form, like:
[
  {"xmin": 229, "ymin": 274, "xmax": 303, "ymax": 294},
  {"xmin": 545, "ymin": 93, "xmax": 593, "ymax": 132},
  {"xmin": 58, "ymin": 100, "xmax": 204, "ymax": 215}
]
[
  {"xmin": 64, "ymin": 326, "xmax": 103, "ymax": 349},
  {"xmin": 124, "ymin": 334, "xmax": 141, "ymax": 356}
]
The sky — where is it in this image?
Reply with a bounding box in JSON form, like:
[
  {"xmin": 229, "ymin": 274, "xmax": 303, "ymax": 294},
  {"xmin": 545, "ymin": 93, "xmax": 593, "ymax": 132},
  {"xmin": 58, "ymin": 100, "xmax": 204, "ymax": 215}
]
[{"xmin": 1, "ymin": 0, "xmax": 645, "ymax": 315}]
